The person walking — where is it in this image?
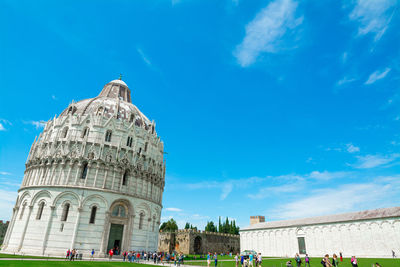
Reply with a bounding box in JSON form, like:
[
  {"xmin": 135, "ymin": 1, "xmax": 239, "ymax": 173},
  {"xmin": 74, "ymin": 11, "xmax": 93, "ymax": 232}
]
[
  {"xmin": 249, "ymin": 253, "xmax": 254, "ymax": 267},
  {"xmin": 66, "ymin": 249, "xmax": 70, "ymax": 260},
  {"xmin": 323, "ymin": 254, "xmax": 332, "ymax": 267},
  {"xmin": 305, "ymin": 254, "xmax": 310, "ymax": 267},
  {"xmin": 241, "ymin": 254, "xmax": 245, "ymax": 266},
  {"xmin": 339, "ymin": 252, "xmax": 343, "ymax": 262},
  {"xmin": 109, "ymin": 248, "xmax": 114, "ymax": 260},
  {"xmin": 295, "ymin": 254, "xmax": 302, "ymax": 267},
  {"xmin": 257, "ymin": 253, "xmax": 262, "ymax": 267},
  {"xmin": 392, "ymin": 250, "xmax": 396, "ymax": 258},
  {"xmin": 235, "ymin": 253, "xmax": 239, "ymax": 267},
  {"xmin": 350, "ymin": 256, "xmax": 358, "ymax": 267},
  {"xmin": 91, "ymin": 249, "xmax": 95, "ymax": 260},
  {"xmin": 332, "ymin": 254, "xmax": 339, "ymax": 267},
  {"xmin": 214, "ymin": 252, "xmax": 218, "ymax": 267}
]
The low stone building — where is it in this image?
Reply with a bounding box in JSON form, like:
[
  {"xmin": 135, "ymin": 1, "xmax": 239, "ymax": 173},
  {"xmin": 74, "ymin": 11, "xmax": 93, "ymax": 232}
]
[
  {"xmin": 158, "ymin": 229, "xmax": 240, "ymax": 254},
  {"xmin": 240, "ymin": 207, "xmax": 400, "ymax": 258}
]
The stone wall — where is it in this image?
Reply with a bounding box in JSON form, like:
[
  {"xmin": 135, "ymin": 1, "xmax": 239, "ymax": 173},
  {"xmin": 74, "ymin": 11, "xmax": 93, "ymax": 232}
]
[{"xmin": 158, "ymin": 229, "xmax": 240, "ymax": 254}]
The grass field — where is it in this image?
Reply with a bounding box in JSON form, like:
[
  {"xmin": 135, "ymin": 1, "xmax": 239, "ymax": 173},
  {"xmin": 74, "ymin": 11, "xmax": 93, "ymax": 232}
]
[
  {"xmin": 184, "ymin": 257, "xmax": 400, "ymax": 267},
  {"xmin": 0, "ymin": 258, "xmax": 398, "ymax": 267},
  {"xmin": 0, "ymin": 253, "xmax": 60, "ymax": 259}
]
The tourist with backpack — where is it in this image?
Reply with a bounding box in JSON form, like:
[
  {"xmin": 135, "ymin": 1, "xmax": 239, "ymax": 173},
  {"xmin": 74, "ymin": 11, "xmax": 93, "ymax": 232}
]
[
  {"xmin": 305, "ymin": 254, "xmax": 310, "ymax": 267},
  {"xmin": 295, "ymin": 253, "xmax": 302, "ymax": 267}
]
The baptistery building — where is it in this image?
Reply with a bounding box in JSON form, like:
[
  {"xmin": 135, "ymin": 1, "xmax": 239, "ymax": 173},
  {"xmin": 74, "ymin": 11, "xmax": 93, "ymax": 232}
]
[{"xmin": 2, "ymin": 78, "xmax": 166, "ymax": 256}]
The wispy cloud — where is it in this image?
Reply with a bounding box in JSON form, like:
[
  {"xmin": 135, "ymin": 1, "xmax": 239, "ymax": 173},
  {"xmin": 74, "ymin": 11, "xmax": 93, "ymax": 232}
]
[
  {"xmin": 0, "ymin": 119, "xmax": 12, "ymax": 131},
  {"xmin": 137, "ymin": 48, "xmax": 152, "ymax": 66},
  {"xmin": 269, "ymin": 179, "xmax": 398, "ymax": 219},
  {"xmin": 165, "ymin": 207, "xmax": 183, "ymax": 212},
  {"xmin": 234, "ymin": 0, "xmax": 303, "ymax": 67},
  {"xmin": 23, "ymin": 120, "xmax": 46, "ymax": 129},
  {"xmin": 0, "ymin": 188, "xmax": 18, "ymax": 220},
  {"xmin": 346, "ymin": 143, "xmax": 360, "ymax": 153},
  {"xmin": 0, "ymin": 171, "xmax": 12, "ymax": 175},
  {"xmin": 337, "ymin": 76, "xmax": 357, "ymax": 86},
  {"xmin": 51, "ymin": 95, "xmax": 57, "ymax": 100},
  {"xmin": 365, "ymin": 68, "xmax": 391, "ymax": 84},
  {"xmin": 351, "ymin": 153, "xmax": 400, "ymax": 169},
  {"xmin": 348, "ymin": 0, "xmax": 397, "ymax": 41}
]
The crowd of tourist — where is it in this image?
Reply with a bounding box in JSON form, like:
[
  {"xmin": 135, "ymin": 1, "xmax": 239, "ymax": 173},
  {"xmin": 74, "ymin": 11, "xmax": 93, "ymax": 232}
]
[{"xmin": 284, "ymin": 253, "xmax": 383, "ymax": 267}]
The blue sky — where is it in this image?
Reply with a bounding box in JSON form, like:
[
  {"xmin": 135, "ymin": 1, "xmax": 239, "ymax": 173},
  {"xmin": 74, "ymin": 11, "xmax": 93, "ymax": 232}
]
[{"xmin": 0, "ymin": 0, "xmax": 400, "ymax": 229}]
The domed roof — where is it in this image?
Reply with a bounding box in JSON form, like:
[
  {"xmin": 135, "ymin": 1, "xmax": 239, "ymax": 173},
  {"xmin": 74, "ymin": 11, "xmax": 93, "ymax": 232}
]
[{"xmin": 60, "ymin": 79, "xmax": 151, "ymax": 126}]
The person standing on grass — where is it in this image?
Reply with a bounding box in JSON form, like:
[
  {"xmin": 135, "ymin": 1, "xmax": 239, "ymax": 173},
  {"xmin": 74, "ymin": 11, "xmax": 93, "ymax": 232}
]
[
  {"xmin": 295, "ymin": 253, "xmax": 301, "ymax": 267},
  {"xmin": 332, "ymin": 254, "xmax": 339, "ymax": 267},
  {"xmin": 241, "ymin": 254, "xmax": 244, "ymax": 267},
  {"xmin": 214, "ymin": 252, "xmax": 218, "ymax": 267},
  {"xmin": 257, "ymin": 253, "xmax": 262, "ymax": 267},
  {"xmin": 350, "ymin": 256, "xmax": 357, "ymax": 267},
  {"xmin": 339, "ymin": 252, "xmax": 343, "ymax": 262},
  {"xmin": 235, "ymin": 253, "xmax": 239, "ymax": 267},
  {"xmin": 305, "ymin": 254, "xmax": 310, "ymax": 267},
  {"xmin": 249, "ymin": 253, "xmax": 254, "ymax": 267},
  {"xmin": 208, "ymin": 253, "xmax": 211, "ymax": 267},
  {"xmin": 323, "ymin": 254, "xmax": 332, "ymax": 267},
  {"xmin": 392, "ymin": 250, "xmax": 396, "ymax": 258}
]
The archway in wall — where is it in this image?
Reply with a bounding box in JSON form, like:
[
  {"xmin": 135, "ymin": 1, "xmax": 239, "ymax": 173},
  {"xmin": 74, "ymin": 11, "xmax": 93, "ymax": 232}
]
[{"xmin": 194, "ymin": 236, "xmax": 202, "ymax": 254}]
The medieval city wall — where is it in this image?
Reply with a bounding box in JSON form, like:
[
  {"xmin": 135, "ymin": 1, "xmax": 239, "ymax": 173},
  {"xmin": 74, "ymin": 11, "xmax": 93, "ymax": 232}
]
[{"xmin": 158, "ymin": 229, "xmax": 240, "ymax": 254}]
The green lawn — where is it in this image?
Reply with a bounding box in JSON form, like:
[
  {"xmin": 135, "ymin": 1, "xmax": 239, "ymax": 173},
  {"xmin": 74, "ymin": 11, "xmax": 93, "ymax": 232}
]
[
  {"xmin": 0, "ymin": 253, "xmax": 60, "ymax": 259},
  {"xmin": 0, "ymin": 261, "xmax": 150, "ymax": 267},
  {"xmin": 184, "ymin": 257, "xmax": 400, "ymax": 267}
]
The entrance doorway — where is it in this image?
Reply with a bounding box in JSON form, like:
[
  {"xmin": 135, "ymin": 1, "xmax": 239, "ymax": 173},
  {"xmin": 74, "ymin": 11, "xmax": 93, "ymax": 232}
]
[
  {"xmin": 107, "ymin": 224, "xmax": 124, "ymax": 254},
  {"xmin": 297, "ymin": 237, "xmax": 306, "ymax": 254}
]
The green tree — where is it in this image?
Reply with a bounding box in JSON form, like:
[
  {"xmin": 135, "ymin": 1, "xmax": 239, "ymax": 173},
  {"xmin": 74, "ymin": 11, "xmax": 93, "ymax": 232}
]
[
  {"xmin": 184, "ymin": 222, "xmax": 190, "ymax": 229},
  {"xmin": 205, "ymin": 221, "xmax": 217, "ymax": 232},
  {"xmin": 159, "ymin": 218, "xmax": 178, "ymax": 232}
]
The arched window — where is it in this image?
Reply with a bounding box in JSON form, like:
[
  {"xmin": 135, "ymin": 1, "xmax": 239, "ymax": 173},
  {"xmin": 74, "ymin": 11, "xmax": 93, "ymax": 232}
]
[
  {"xmin": 89, "ymin": 206, "xmax": 97, "ymax": 224},
  {"xmin": 19, "ymin": 203, "xmax": 27, "ymax": 220},
  {"xmin": 112, "ymin": 204, "xmax": 126, "ymax": 217},
  {"xmin": 61, "ymin": 203, "xmax": 70, "ymax": 221},
  {"xmin": 36, "ymin": 202, "xmax": 45, "ymax": 220},
  {"xmin": 126, "ymin": 136, "xmax": 133, "ymax": 147},
  {"xmin": 81, "ymin": 162, "xmax": 88, "ymax": 179},
  {"xmin": 62, "ymin": 127, "xmax": 69, "ymax": 138},
  {"xmin": 105, "ymin": 130, "xmax": 112, "ymax": 142},
  {"xmin": 96, "ymin": 106, "xmax": 104, "ymax": 116},
  {"xmin": 139, "ymin": 213, "xmax": 145, "ymax": 230},
  {"xmin": 122, "ymin": 170, "xmax": 128, "ymax": 186},
  {"xmin": 81, "ymin": 127, "xmax": 89, "ymax": 138},
  {"xmin": 129, "ymin": 114, "xmax": 135, "ymax": 123}
]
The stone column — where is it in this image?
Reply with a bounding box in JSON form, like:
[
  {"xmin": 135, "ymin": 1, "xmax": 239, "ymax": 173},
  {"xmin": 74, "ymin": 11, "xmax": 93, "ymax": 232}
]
[
  {"xmin": 111, "ymin": 167, "xmax": 117, "ymax": 190},
  {"xmin": 2, "ymin": 207, "xmax": 19, "ymax": 250},
  {"xmin": 70, "ymin": 207, "xmax": 82, "ymax": 250},
  {"xmin": 126, "ymin": 214, "xmax": 135, "ymax": 250},
  {"xmin": 102, "ymin": 167, "xmax": 109, "ymax": 189},
  {"xmin": 18, "ymin": 205, "xmax": 33, "ymax": 251},
  {"xmin": 84, "ymin": 163, "xmax": 91, "ymax": 187},
  {"xmin": 99, "ymin": 211, "xmax": 111, "ymax": 255},
  {"xmin": 74, "ymin": 162, "xmax": 82, "ymax": 184},
  {"xmin": 42, "ymin": 205, "xmax": 55, "ymax": 255},
  {"xmin": 93, "ymin": 164, "xmax": 100, "ymax": 187},
  {"xmin": 65, "ymin": 163, "xmax": 74, "ymax": 185}
]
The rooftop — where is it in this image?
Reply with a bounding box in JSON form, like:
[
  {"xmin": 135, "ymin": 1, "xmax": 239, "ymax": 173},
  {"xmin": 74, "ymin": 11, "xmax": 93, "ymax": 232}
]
[{"xmin": 241, "ymin": 206, "xmax": 400, "ymax": 231}]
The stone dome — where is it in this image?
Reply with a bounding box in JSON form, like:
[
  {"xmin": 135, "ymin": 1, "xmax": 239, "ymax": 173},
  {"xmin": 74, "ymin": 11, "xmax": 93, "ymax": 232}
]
[{"xmin": 60, "ymin": 79, "xmax": 152, "ymax": 128}]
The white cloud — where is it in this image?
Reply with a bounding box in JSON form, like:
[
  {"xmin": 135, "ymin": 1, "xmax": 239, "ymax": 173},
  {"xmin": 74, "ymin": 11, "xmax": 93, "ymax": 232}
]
[
  {"xmin": 365, "ymin": 68, "xmax": 391, "ymax": 84},
  {"xmin": 24, "ymin": 120, "xmax": 46, "ymax": 129},
  {"xmin": 0, "ymin": 189, "xmax": 18, "ymax": 221},
  {"xmin": 248, "ymin": 183, "xmax": 301, "ymax": 200},
  {"xmin": 137, "ymin": 48, "xmax": 152, "ymax": 66},
  {"xmin": 234, "ymin": 0, "xmax": 303, "ymax": 67},
  {"xmin": 0, "ymin": 119, "xmax": 12, "ymax": 131},
  {"xmin": 352, "ymin": 153, "xmax": 400, "ymax": 169},
  {"xmin": 346, "ymin": 143, "xmax": 360, "ymax": 153},
  {"xmin": 0, "ymin": 171, "xmax": 12, "ymax": 175},
  {"xmin": 165, "ymin": 207, "xmax": 183, "ymax": 212},
  {"xmin": 349, "ymin": 0, "xmax": 397, "ymax": 41},
  {"xmin": 269, "ymin": 179, "xmax": 399, "ymax": 219},
  {"xmin": 220, "ymin": 183, "xmax": 233, "ymax": 200},
  {"xmin": 337, "ymin": 76, "xmax": 357, "ymax": 86},
  {"xmin": 308, "ymin": 170, "xmax": 350, "ymax": 181}
]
